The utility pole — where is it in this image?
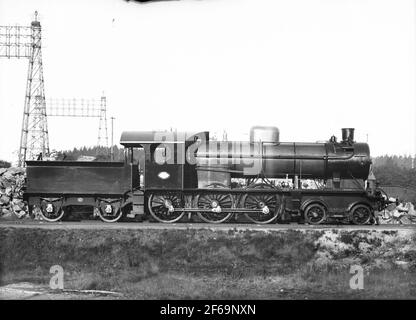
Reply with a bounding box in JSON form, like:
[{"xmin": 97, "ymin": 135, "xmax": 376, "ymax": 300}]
[{"xmin": 110, "ymin": 117, "xmax": 115, "ymax": 161}]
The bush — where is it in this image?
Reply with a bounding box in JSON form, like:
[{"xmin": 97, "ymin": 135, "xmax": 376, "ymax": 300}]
[
  {"xmin": 0, "ymin": 160, "xmax": 11, "ymax": 168},
  {"xmin": 373, "ymin": 155, "xmax": 416, "ymax": 189}
]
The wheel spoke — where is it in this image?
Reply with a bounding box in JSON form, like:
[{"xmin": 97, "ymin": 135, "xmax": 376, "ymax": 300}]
[
  {"xmin": 264, "ymin": 195, "xmax": 274, "ymax": 204},
  {"xmin": 152, "ymin": 197, "xmax": 165, "ymax": 205},
  {"xmin": 219, "ymin": 198, "xmax": 232, "ymax": 207},
  {"xmin": 199, "ymin": 196, "xmax": 212, "ymax": 206},
  {"xmin": 246, "ymin": 197, "xmax": 258, "ymax": 206},
  {"xmin": 217, "ymin": 194, "xmax": 228, "ymax": 203}
]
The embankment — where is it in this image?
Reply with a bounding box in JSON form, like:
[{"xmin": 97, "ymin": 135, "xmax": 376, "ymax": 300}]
[{"xmin": 1, "ymin": 225, "xmax": 415, "ymax": 299}]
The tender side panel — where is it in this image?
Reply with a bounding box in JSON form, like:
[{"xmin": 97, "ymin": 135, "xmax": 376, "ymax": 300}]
[{"xmin": 26, "ymin": 163, "xmax": 131, "ymax": 195}]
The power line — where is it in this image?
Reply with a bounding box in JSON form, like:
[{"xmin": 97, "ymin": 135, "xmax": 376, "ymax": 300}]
[{"xmin": 46, "ymin": 96, "xmax": 109, "ymax": 149}]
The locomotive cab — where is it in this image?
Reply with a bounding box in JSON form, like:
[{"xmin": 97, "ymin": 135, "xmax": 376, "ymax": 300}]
[{"xmin": 120, "ymin": 130, "xmax": 209, "ymax": 191}]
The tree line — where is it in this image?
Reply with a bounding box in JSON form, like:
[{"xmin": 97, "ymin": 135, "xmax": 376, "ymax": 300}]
[
  {"xmin": 1, "ymin": 150, "xmax": 415, "ymax": 190},
  {"xmin": 50, "ymin": 147, "xmax": 416, "ymax": 189},
  {"xmin": 372, "ymin": 155, "xmax": 416, "ymax": 189}
]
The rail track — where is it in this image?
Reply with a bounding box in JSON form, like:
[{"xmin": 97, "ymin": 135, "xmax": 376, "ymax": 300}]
[{"xmin": 1, "ymin": 220, "xmax": 415, "ymax": 231}]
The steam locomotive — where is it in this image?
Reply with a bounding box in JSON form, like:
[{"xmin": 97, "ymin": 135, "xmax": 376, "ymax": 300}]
[{"xmin": 24, "ymin": 127, "xmax": 388, "ymax": 224}]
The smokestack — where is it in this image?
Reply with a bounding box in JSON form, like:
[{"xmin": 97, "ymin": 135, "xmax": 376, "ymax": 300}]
[{"xmin": 341, "ymin": 128, "xmax": 355, "ymax": 143}]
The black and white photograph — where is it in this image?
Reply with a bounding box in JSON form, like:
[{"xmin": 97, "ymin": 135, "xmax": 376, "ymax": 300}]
[{"xmin": 0, "ymin": 0, "xmax": 416, "ymax": 307}]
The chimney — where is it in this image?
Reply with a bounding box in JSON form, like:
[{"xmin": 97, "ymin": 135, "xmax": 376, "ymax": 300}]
[{"xmin": 341, "ymin": 128, "xmax": 355, "ymax": 143}]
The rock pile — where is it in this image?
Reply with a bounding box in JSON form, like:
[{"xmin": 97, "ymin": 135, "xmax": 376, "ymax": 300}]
[
  {"xmin": 378, "ymin": 202, "xmax": 416, "ymax": 224},
  {"xmin": 312, "ymin": 229, "xmax": 416, "ymax": 271},
  {"xmin": 0, "ymin": 167, "xmax": 28, "ymax": 219}
]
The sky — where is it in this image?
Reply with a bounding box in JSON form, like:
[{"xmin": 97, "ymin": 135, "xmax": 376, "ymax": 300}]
[{"xmin": 0, "ymin": 0, "xmax": 415, "ymax": 163}]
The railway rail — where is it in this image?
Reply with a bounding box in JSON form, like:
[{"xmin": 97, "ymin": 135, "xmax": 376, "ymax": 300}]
[{"xmin": 1, "ymin": 220, "xmax": 415, "ymax": 231}]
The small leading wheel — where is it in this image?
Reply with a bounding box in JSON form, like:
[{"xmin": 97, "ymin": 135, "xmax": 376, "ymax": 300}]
[
  {"xmin": 196, "ymin": 184, "xmax": 233, "ymax": 223},
  {"xmin": 242, "ymin": 184, "xmax": 279, "ymax": 224},
  {"xmin": 97, "ymin": 200, "xmax": 124, "ymax": 223},
  {"xmin": 148, "ymin": 192, "xmax": 185, "ymax": 223},
  {"xmin": 39, "ymin": 200, "xmax": 65, "ymax": 222},
  {"xmin": 350, "ymin": 204, "xmax": 372, "ymax": 225},
  {"xmin": 304, "ymin": 203, "xmax": 326, "ymax": 225}
]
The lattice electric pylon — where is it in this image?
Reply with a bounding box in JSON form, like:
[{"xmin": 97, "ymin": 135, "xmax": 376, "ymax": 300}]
[
  {"xmin": 97, "ymin": 96, "xmax": 109, "ymax": 147},
  {"xmin": 0, "ymin": 11, "xmax": 49, "ymax": 166},
  {"xmin": 47, "ymin": 96, "xmax": 109, "ymax": 148}
]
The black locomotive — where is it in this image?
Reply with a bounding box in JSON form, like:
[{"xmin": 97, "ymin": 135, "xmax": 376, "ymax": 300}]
[{"xmin": 24, "ymin": 127, "xmax": 388, "ymax": 224}]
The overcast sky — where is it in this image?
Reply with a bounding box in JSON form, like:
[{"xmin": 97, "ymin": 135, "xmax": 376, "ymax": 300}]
[{"xmin": 0, "ymin": 0, "xmax": 415, "ymax": 163}]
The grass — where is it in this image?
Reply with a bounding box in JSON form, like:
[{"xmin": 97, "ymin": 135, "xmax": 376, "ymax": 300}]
[
  {"xmin": 3, "ymin": 268, "xmax": 415, "ymax": 299},
  {"xmin": 1, "ymin": 227, "xmax": 416, "ymax": 299}
]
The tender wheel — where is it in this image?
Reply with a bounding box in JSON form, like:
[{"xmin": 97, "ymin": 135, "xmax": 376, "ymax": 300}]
[
  {"xmin": 350, "ymin": 204, "xmax": 372, "ymax": 225},
  {"xmin": 39, "ymin": 200, "xmax": 65, "ymax": 222},
  {"xmin": 242, "ymin": 184, "xmax": 279, "ymax": 224},
  {"xmin": 196, "ymin": 183, "xmax": 233, "ymax": 223},
  {"xmin": 304, "ymin": 203, "xmax": 326, "ymax": 225},
  {"xmin": 97, "ymin": 200, "xmax": 124, "ymax": 223},
  {"xmin": 148, "ymin": 192, "xmax": 185, "ymax": 223}
]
